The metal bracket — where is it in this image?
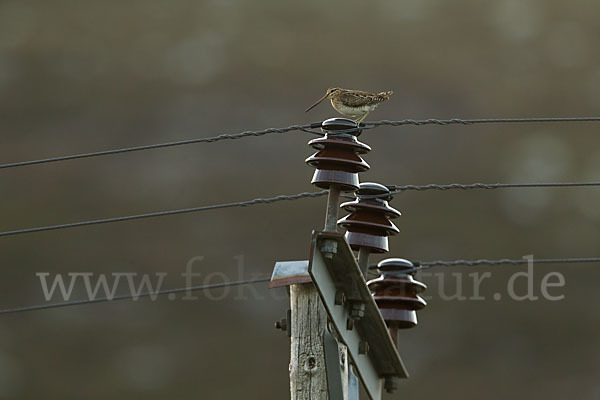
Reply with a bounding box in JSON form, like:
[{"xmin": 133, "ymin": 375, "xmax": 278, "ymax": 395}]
[
  {"xmin": 274, "ymin": 309, "xmax": 292, "ymax": 337},
  {"xmin": 269, "ymin": 260, "xmax": 311, "ymax": 288},
  {"xmin": 323, "ymin": 329, "xmax": 344, "ymax": 400},
  {"xmin": 348, "ymin": 366, "xmax": 360, "ymax": 400},
  {"xmin": 308, "ymin": 231, "xmax": 409, "ymax": 400}
]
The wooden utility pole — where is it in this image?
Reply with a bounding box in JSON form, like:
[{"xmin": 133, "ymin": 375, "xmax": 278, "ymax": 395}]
[
  {"xmin": 289, "ymin": 284, "xmax": 329, "ymax": 399},
  {"xmin": 289, "ymin": 185, "xmax": 345, "ymax": 400}
]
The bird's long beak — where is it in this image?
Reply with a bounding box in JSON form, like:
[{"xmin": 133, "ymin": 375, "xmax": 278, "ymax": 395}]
[{"xmin": 305, "ymin": 93, "xmax": 329, "ymax": 113}]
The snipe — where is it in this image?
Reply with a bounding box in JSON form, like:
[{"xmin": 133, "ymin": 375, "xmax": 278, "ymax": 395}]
[{"xmin": 305, "ymin": 87, "xmax": 393, "ymax": 124}]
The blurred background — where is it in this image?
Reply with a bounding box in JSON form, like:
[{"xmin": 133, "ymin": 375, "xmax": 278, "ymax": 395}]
[{"xmin": 0, "ymin": 0, "xmax": 599, "ymax": 398}]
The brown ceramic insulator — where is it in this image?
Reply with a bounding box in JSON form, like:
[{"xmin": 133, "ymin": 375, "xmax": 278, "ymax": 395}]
[
  {"xmin": 305, "ymin": 118, "xmax": 371, "ymax": 192},
  {"xmin": 337, "ymin": 183, "xmax": 401, "ymax": 253},
  {"xmin": 367, "ymin": 258, "xmax": 427, "ymax": 331}
]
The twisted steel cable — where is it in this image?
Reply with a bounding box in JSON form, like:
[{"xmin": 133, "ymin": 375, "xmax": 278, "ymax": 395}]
[
  {"xmin": 0, "ymin": 190, "xmax": 329, "ymax": 238},
  {"xmin": 389, "ymin": 181, "xmax": 600, "ymax": 193},
  {"xmin": 2, "ymin": 117, "xmax": 600, "ymax": 170},
  {"xmin": 3, "ymin": 181, "xmax": 600, "ymax": 238},
  {"xmin": 0, "ymin": 123, "xmax": 321, "ymax": 170},
  {"xmin": 347, "ymin": 181, "xmax": 600, "ymax": 200},
  {"xmin": 0, "ymin": 277, "xmax": 271, "ymax": 315},
  {"xmin": 364, "ymin": 117, "xmax": 600, "ymax": 127},
  {"xmin": 417, "ymin": 257, "xmax": 600, "ymax": 268},
  {"xmin": 367, "ymin": 257, "xmax": 600, "ymax": 274},
  {"xmin": 6, "ymin": 256, "xmax": 600, "ymax": 315}
]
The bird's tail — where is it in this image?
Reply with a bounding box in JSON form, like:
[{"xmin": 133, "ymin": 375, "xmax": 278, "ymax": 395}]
[{"xmin": 378, "ymin": 91, "xmax": 393, "ymax": 100}]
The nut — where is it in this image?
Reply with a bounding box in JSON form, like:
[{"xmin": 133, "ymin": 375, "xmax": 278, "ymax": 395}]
[
  {"xmin": 384, "ymin": 377, "xmax": 400, "ymax": 393},
  {"xmin": 334, "ymin": 290, "xmax": 347, "ymax": 306},
  {"xmin": 275, "ymin": 318, "xmax": 287, "ymax": 332},
  {"xmin": 358, "ymin": 341, "xmax": 369, "ymax": 355},
  {"xmin": 350, "ymin": 302, "xmax": 365, "ymax": 319}
]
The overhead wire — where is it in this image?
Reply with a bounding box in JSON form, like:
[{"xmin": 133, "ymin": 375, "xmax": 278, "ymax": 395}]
[
  {"xmin": 341, "ymin": 181, "xmax": 600, "ymax": 200},
  {"xmin": 5, "ymin": 256, "xmax": 600, "ymax": 315},
  {"xmin": 2, "ymin": 180, "xmax": 600, "ymax": 238},
  {"xmin": 0, "ymin": 277, "xmax": 271, "ymax": 316},
  {"xmin": 371, "ymin": 181, "xmax": 600, "ymax": 199},
  {"xmin": 364, "ymin": 116, "xmax": 600, "ymax": 127},
  {"xmin": 0, "ymin": 123, "xmax": 321, "ymax": 170},
  {"xmin": 368, "ymin": 257, "xmax": 600, "ymax": 275},
  {"xmin": 388, "ymin": 181, "xmax": 600, "ymax": 192},
  {"xmin": 2, "ymin": 117, "xmax": 600, "ymax": 170},
  {"xmin": 0, "ymin": 191, "xmax": 329, "ymax": 238}
]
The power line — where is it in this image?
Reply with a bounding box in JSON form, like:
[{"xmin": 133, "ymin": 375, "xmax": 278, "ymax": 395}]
[
  {"xmin": 417, "ymin": 257, "xmax": 600, "ymax": 268},
  {"xmin": 367, "ymin": 257, "xmax": 600, "ymax": 274},
  {"xmin": 0, "ymin": 123, "xmax": 320, "ymax": 170},
  {"xmin": 0, "ymin": 190, "xmax": 328, "ymax": 238},
  {"xmin": 343, "ymin": 182, "xmax": 600, "ymax": 200},
  {"xmin": 2, "ymin": 117, "xmax": 600, "ymax": 170},
  {"xmin": 365, "ymin": 116, "xmax": 600, "ymax": 128},
  {"xmin": 388, "ymin": 181, "xmax": 600, "ymax": 193},
  {"xmin": 3, "ymin": 180, "xmax": 600, "ymax": 239},
  {"xmin": 6, "ymin": 256, "xmax": 600, "ymax": 315},
  {"xmin": 0, "ymin": 277, "xmax": 271, "ymax": 316}
]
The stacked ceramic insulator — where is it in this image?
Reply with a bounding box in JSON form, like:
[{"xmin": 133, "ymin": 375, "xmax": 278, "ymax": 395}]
[
  {"xmin": 305, "ymin": 118, "xmax": 370, "ymax": 192},
  {"xmin": 337, "ymin": 182, "xmax": 400, "ymax": 253},
  {"xmin": 367, "ymin": 258, "xmax": 427, "ymax": 347}
]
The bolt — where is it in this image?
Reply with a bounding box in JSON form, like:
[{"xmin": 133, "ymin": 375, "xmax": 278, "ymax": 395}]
[
  {"xmin": 334, "ymin": 290, "xmax": 346, "ymax": 306},
  {"xmin": 350, "ymin": 302, "xmax": 365, "ymax": 319},
  {"xmin": 275, "ymin": 318, "xmax": 287, "ymax": 332},
  {"xmin": 358, "ymin": 341, "xmax": 369, "ymax": 355},
  {"xmin": 346, "ymin": 318, "xmax": 354, "ymax": 331},
  {"xmin": 384, "ymin": 377, "xmax": 400, "ymax": 393},
  {"xmin": 320, "ymin": 239, "xmax": 338, "ymax": 259}
]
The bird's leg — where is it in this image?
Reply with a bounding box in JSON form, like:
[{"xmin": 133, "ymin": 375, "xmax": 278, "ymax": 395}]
[{"xmin": 355, "ymin": 111, "xmax": 369, "ymax": 126}]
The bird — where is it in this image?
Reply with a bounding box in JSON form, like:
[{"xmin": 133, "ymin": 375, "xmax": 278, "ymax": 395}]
[{"xmin": 305, "ymin": 87, "xmax": 393, "ymax": 124}]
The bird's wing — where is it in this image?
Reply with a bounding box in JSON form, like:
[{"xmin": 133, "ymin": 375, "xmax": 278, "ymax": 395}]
[{"xmin": 338, "ymin": 90, "xmax": 391, "ymax": 107}]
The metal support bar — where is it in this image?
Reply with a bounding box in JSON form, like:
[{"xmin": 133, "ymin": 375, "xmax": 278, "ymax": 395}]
[
  {"xmin": 324, "ymin": 185, "xmax": 341, "ymax": 232},
  {"xmin": 323, "ymin": 329, "xmax": 345, "ymax": 400},
  {"xmin": 348, "ymin": 366, "xmax": 360, "ymax": 400},
  {"xmin": 308, "ymin": 231, "xmax": 409, "ymax": 400},
  {"xmin": 357, "ymin": 247, "xmax": 371, "ymax": 278}
]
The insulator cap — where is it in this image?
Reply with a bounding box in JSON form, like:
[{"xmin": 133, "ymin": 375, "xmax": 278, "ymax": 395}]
[
  {"xmin": 321, "ymin": 117, "xmax": 363, "ymax": 136},
  {"xmin": 305, "ymin": 119, "xmax": 371, "ymax": 191},
  {"xmin": 367, "ymin": 258, "xmax": 427, "ymax": 329},
  {"xmin": 337, "ymin": 183, "xmax": 400, "ymax": 253},
  {"xmin": 354, "ymin": 182, "xmax": 394, "ymax": 200},
  {"xmin": 378, "ymin": 258, "xmax": 415, "ymax": 274}
]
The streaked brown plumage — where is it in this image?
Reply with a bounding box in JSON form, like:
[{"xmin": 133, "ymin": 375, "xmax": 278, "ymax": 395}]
[{"xmin": 305, "ymin": 87, "xmax": 393, "ymax": 124}]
